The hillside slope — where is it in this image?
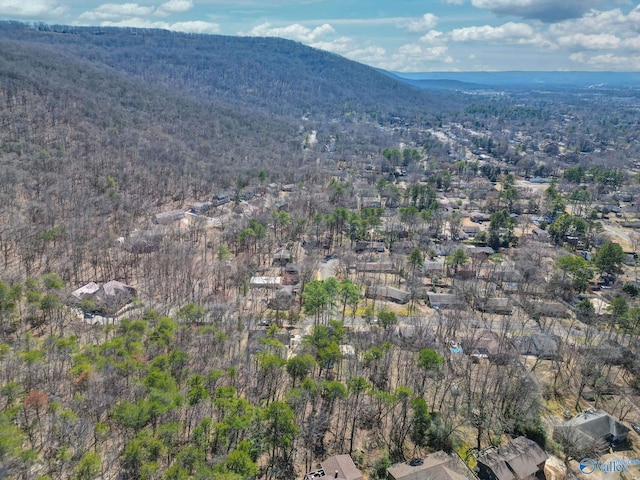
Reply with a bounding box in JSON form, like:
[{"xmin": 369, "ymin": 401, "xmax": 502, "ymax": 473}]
[{"xmin": 0, "ymin": 22, "xmax": 459, "ymax": 119}]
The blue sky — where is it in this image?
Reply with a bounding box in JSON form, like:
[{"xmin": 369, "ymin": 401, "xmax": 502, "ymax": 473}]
[{"xmin": 4, "ymin": 0, "xmax": 640, "ymax": 71}]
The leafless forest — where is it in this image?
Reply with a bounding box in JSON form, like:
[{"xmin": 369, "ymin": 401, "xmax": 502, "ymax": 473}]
[{"xmin": 1, "ymin": 22, "xmax": 640, "ymax": 480}]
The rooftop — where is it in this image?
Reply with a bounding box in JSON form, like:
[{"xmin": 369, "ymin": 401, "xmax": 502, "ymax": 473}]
[
  {"xmin": 477, "ymin": 436, "xmax": 548, "ymax": 480},
  {"xmin": 388, "ymin": 451, "xmax": 476, "ymax": 480},
  {"xmin": 305, "ymin": 454, "xmax": 363, "ymax": 480}
]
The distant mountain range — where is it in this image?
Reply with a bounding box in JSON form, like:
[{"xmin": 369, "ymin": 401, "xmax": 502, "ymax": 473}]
[{"xmin": 389, "ymin": 71, "xmax": 640, "ymax": 92}]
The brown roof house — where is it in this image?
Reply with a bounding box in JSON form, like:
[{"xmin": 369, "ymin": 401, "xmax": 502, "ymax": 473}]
[
  {"xmin": 553, "ymin": 409, "xmax": 629, "ymax": 457},
  {"xmin": 476, "ymin": 436, "xmax": 548, "ymax": 480},
  {"xmin": 305, "ymin": 454, "xmax": 364, "ymax": 480},
  {"xmin": 387, "ymin": 451, "xmax": 476, "ymax": 480}
]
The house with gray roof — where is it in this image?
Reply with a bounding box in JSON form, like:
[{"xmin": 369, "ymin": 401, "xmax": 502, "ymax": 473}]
[
  {"xmin": 153, "ymin": 209, "xmax": 185, "ymax": 225},
  {"xmin": 423, "ymin": 260, "xmax": 445, "ymax": 275},
  {"xmin": 356, "ymin": 262, "xmax": 396, "ymax": 274},
  {"xmin": 553, "ymin": 409, "xmax": 629, "ymax": 456},
  {"xmin": 477, "ymin": 297, "xmax": 512, "ymax": 315},
  {"xmin": 272, "ymin": 248, "xmax": 291, "ymax": 266},
  {"xmin": 476, "ymin": 436, "xmax": 548, "ymax": 480},
  {"xmin": 512, "ymin": 334, "xmax": 561, "ymax": 360},
  {"xmin": 427, "ymin": 292, "xmax": 465, "ymax": 310},
  {"xmin": 387, "ymin": 451, "xmax": 476, "ymax": 480},
  {"xmin": 354, "ymin": 240, "xmax": 386, "ymax": 253},
  {"xmin": 365, "ymin": 286, "xmax": 411, "ymax": 304}
]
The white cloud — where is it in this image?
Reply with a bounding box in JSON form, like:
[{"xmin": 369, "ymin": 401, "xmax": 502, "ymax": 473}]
[
  {"xmin": 343, "ymin": 46, "xmax": 387, "ymax": 65},
  {"xmin": 168, "ymin": 21, "xmax": 221, "ymax": 34},
  {"xmin": 156, "ymin": 0, "xmax": 193, "ymax": 16},
  {"xmin": 0, "ymin": 0, "xmax": 64, "ymax": 17},
  {"xmin": 404, "ymin": 13, "xmax": 439, "ymax": 32},
  {"xmin": 242, "ymin": 22, "xmax": 335, "ymax": 43},
  {"xmin": 309, "ymin": 36, "xmax": 352, "ymax": 54},
  {"xmin": 549, "ymin": 8, "xmax": 640, "ymax": 37},
  {"xmin": 570, "ymin": 52, "xmax": 640, "ymax": 69},
  {"xmin": 557, "ymin": 33, "xmax": 621, "ymax": 50},
  {"xmin": 79, "ymin": 3, "xmax": 154, "ymax": 21},
  {"xmin": 97, "ymin": 18, "xmax": 221, "ymax": 34},
  {"xmin": 420, "ymin": 30, "xmax": 445, "ymax": 43},
  {"xmin": 450, "ymin": 22, "xmax": 534, "ymax": 43},
  {"xmin": 381, "ymin": 43, "xmax": 453, "ymax": 71}
]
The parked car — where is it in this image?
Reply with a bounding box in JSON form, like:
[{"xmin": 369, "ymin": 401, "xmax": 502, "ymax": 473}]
[{"xmin": 631, "ymin": 422, "xmax": 640, "ymax": 435}]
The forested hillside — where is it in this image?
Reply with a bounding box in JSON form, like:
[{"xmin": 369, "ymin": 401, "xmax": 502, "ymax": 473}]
[
  {"xmin": 0, "ymin": 22, "xmax": 459, "ymax": 119},
  {"xmin": 2, "ymin": 20, "xmax": 640, "ymax": 480}
]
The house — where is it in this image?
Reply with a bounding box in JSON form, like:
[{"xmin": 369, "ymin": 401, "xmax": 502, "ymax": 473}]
[
  {"xmin": 71, "ymin": 282, "xmax": 100, "ymax": 301},
  {"xmin": 72, "ymin": 281, "xmax": 136, "ymax": 314},
  {"xmin": 283, "ymin": 263, "xmax": 300, "ymax": 285},
  {"xmin": 274, "ymin": 200, "xmax": 289, "ymax": 211},
  {"xmin": 354, "ymin": 241, "xmax": 386, "ymax": 253},
  {"xmin": 423, "ymin": 260, "xmax": 445, "ymax": 276},
  {"xmin": 268, "ymin": 286, "xmax": 295, "ymax": 309},
  {"xmin": 272, "ymin": 248, "xmax": 291, "ymax": 266},
  {"xmin": 365, "ymin": 286, "xmax": 411, "ymax": 304},
  {"xmin": 470, "ymin": 211, "xmax": 491, "ymax": 223},
  {"xmin": 214, "ymin": 191, "xmax": 232, "ymax": 206},
  {"xmin": 391, "ymin": 324, "xmax": 437, "ymax": 351},
  {"xmin": 249, "ymin": 277, "xmax": 282, "ymax": 289},
  {"xmin": 463, "ymin": 330, "xmax": 503, "ymax": 360},
  {"xmin": 102, "ymin": 280, "xmax": 136, "ymax": 299},
  {"xmin": 485, "ymin": 267, "xmax": 522, "ymax": 285},
  {"xmin": 553, "ymin": 409, "xmax": 629, "ymax": 455},
  {"xmin": 356, "ymin": 262, "xmax": 395, "ymax": 274},
  {"xmin": 465, "ymin": 245, "xmax": 495, "ymax": 259},
  {"xmin": 462, "ymin": 223, "xmax": 481, "ymax": 235},
  {"xmin": 387, "ymin": 451, "xmax": 476, "ymax": 480},
  {"xmin": 390, "ymin": 240, "xmax": 416, "ymax": 254},
  {"xmin": 305, "ymin": 454, "xmax": 364, "ymax": 480},
  {"xmin": 190, "ymin": 201, "xmax": 213, "ymax": 215},
  {"xmin": 476, "ymin": 436, "xmax": 548, "ymax": 480},
  {"xmin": 477, "ymin": 298, "xmax": 512, "ymax": 315},
  {"xmin": 512, "ymin": 333, "xmax": 561, "ymax": 360},
  {"xmin": 153, "ymin": 209, "xmax": 185, "ymax": 225},
  {"xmin": 241, "ymin": 187, "xmax": 258, "ymax": 201},
  {"xmin": 529, "ymin": 227, "xmax": 550, "ymax": 241},
  {"xmin": 427, "ymin": 293, "xmax": 465, "ymax": 310},
  {"xmin": 281, "ymin": 183, "xmax": 296, "ymax": 192}
]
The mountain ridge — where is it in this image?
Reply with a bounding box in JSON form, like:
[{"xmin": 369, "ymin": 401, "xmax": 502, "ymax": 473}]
[{"xmin": 0, "ymin": 21, "xmax": 460, "ymax": 120}]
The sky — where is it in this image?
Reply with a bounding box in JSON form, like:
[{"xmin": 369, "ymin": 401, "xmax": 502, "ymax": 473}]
[{"xmin": 4, "ymin": 0, "xmax": 640, "ymax": 72}]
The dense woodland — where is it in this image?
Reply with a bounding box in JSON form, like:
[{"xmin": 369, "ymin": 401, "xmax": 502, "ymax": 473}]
[{"xmin": 1, "ymin": 21, "xmax": 640, "ymax": 480}]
